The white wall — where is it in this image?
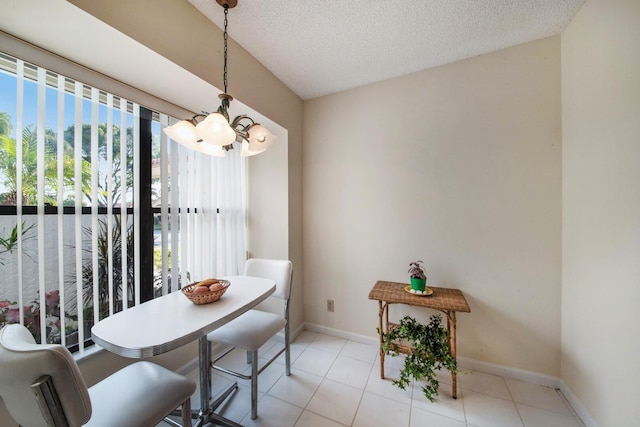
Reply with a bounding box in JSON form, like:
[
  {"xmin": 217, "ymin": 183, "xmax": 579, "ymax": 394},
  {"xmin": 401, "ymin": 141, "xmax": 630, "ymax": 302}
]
[
  {"xmin": 6, "ymin": 0, "xmax": 639, "ymax": 425},
  {"xmin": 303, "ymin": 37, "xmax": 562, "ymax": 375},
  {"xmin": 561, "ymin": 0, "xmax": 640, "ymax": 425}
]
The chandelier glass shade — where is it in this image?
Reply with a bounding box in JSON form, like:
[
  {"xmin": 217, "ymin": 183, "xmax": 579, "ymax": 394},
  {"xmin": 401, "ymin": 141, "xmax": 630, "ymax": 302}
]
[{"xmin": 163, "ymin": 0, "xmax": 275, "ymax": 157}]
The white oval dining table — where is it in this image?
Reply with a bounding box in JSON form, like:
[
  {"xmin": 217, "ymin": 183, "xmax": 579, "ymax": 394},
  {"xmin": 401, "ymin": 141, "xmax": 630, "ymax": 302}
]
[{"xmin": 92, "ymin": 276, "xmax": 276, "ymax": 427}]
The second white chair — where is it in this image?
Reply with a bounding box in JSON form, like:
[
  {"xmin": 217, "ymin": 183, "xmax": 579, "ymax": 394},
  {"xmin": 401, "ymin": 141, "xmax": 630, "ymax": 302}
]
[{"xmin": 207, "ymin": 258, "xmax": 293, "ymax": 420}]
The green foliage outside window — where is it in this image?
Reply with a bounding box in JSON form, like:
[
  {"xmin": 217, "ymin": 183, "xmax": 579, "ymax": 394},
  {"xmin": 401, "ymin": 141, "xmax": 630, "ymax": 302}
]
[{"xmin": 0, "ymin": 112, "xmax": 135, "ymax": 207}]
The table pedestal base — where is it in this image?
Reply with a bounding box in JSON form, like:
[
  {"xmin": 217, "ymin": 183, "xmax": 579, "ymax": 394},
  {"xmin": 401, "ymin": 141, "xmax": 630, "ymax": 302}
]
[{"xmin": 192, "ymin": 336, "xmax": 243, "ymax": 427}]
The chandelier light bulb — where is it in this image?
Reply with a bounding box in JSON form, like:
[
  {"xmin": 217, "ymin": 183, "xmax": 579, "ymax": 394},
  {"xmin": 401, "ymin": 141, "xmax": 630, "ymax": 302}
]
[
  {"xmin": 194, "ymin": 141, "xmax": 227, "ymax": 157},
  {"xmin": 163, "ymin": 120, "xmax": 198, "ymax": 146},
  {"xmin": 195, "ymin": 113, "xmax": 237, "ymax": 147},
  {"xmin": 241, "ymin": 139, "xmax": 257, "ymax": 157},
  {"xmin": 247, "ymin": 124, "xmax": 276, "ymax": 154},
  {"xmin": 163, "ymin": 120, "xmax": 226, "ymax": 157}
]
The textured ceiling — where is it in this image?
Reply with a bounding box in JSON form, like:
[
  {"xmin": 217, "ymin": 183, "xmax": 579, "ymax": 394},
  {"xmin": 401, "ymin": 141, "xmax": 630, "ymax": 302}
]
[{"xmin": 189, "ymin": 0, "xmax": 584, "ymax": 100}]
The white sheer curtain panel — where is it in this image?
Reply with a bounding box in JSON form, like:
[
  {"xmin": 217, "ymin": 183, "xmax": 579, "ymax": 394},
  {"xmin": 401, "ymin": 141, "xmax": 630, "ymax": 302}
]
[
  {"xmin": 158, "ymin": 117, "xmax": 247, "ymax": 288},
  {"xmin": 216, "ymin": 144, "xmax": 247, "ymax": 276}
]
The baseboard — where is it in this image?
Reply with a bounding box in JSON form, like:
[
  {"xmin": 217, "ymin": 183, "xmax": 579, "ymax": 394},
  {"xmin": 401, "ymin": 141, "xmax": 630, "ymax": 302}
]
[
  {"xmin": 456, "ymin": 356, "xmax": 560, "ymax": 388},
  {"xmin": 558, "ymin": 379, "xmax": 597, "ymax": 427},
  {"xmin": 441, "ymin": 358, "xmax": 594, "ymax": 426},
  {"xmin": 303, "ymin": 322, "xmax": 378, "ymax": 346},
  {"xmin": 305, "ymin": 322, "xmax": 558, "ymax": 388},
  {"xmin": 303, "ymin": 322, "xmax": 595, "ymax": 426},
  {"xmin": 290, "ymin": 322, "xmax": 306, "ymax": 341},
  {"xmin": 260, "ymin": 323, "xmax": 306, "ymax": 344}
]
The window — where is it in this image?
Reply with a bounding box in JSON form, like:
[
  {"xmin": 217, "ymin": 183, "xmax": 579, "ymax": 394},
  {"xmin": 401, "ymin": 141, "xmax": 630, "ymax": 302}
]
[{"xmin": 0, "ymin": 51, "xmax": 247, "ymax": 353}]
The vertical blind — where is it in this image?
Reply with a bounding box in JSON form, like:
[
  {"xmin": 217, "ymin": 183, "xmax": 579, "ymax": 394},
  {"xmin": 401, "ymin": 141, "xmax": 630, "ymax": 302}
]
[{"xmin": 0, "ymin": 51, "xmax": 248, "ymax": 353}]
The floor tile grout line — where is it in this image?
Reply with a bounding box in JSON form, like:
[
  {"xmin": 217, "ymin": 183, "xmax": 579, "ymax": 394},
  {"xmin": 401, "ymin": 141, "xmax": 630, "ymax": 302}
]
[
  {"xmin": 349, "ymin": 355, "xmax": 379, "ymax": 426},
  {"xmin": 407, "ymin": 378, "xmax": 415, "ymax": 427},
  {"xmin": 303, "ymin": 406, "xmax": 349, "ymax": 426},
  {"xmin": 291, "ymin": 335, "xmax": 322, "ymax": 426},
  {"xmin": 311, "ymin": 333, "xmax": 366, "ymax": 426},
  {"xmin": 189, "ymin": 332, "xmax": 586, "ymax": 427},
  {"xmin": 555, "ymin": 388, "xmax": 587, "ymax": 427},
  {"xmin": 458, "ymin": 377, "xmax": 469, "ymax": 426},
  {"xmin": 504, "ymin": 377, "xmax": 584, "ymax": 424},
  {"xmin": 347, "ymin": 387, "xmax": 365, "ymax": 426},
  {"xmin": 504, "ymin": 376, "xmax": 527, "ymax": 426}
]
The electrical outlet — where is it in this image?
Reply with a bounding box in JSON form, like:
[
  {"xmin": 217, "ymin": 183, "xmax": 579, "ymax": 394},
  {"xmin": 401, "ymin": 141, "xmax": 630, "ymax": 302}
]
[{"xmin": 327, "ymin": 299, "xmax": 334, "ymax": 312}]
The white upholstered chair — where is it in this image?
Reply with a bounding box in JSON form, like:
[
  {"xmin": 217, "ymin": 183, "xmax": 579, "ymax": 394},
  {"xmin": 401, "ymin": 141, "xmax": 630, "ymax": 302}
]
[
  {"xmin": 207, "ymin": 258, "xmax": 293, "ymax": 419},
  {"xmin": 0, "ymin": 323, "xmax": 196, "ymax": 427}
]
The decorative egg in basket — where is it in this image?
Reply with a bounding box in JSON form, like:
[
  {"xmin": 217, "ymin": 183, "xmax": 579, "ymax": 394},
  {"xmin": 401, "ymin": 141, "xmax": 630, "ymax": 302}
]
[{"xmin": 181, "ymin": 279, "xmax": 230, "ymax": 304}]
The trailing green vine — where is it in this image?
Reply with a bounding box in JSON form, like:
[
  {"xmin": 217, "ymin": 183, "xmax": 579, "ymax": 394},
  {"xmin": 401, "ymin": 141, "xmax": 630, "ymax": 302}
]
[{"xmin": 381, "ymin": 315, "xmax": 456, "ymax": 401}]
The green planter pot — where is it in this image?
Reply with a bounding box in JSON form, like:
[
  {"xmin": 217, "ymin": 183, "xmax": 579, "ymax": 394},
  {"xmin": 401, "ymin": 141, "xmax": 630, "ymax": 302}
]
[{"xmin": 410, "ymin": 277, "xmax": 427, "ymax": 292}]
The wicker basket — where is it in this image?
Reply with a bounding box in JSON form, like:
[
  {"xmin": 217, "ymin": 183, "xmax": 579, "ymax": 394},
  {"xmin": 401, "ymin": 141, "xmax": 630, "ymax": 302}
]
[{"xmin": 181, "ymin": 280, "xmax": 230, "ymax": 305}]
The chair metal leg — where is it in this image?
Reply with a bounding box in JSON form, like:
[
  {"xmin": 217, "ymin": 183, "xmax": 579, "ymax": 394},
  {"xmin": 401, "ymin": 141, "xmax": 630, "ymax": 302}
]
[
  {"xmin": 284, "ymin": 297, "xmax": 292, "ymax": 376},
  {"xmin": 181, "ymin": 397, "xmax": 191, "ymax": 427},
  {"xmin": 250, "ymin": 350, "xmax": 259, "ymax": 419},
  {"xmin": 166, "ymin": 397, "xmax": 193, "ymax": 427},
  {"xmin": 284, "ymin": 323, "xmax": 291, "ymax": 376}
]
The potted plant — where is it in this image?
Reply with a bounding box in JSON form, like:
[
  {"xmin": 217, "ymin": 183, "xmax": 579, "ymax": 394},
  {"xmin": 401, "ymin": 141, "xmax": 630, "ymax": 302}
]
[
  {"xmin": 408, "ymin": 260, "xmax": 427, "ymax": 292},
  {"xmin": 381, "ymin": 315, "xmax": 456, "ymax": 401}
]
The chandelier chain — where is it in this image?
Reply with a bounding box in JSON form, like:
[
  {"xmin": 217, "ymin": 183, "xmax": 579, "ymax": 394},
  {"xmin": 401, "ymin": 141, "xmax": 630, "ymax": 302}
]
[
  {"xmin": 223, "ymin": 5, "xmax": 229, "ymax": 94},
  {"xmin": 163, "ymin": 0, "xmax": 275, "ymax": 157}
]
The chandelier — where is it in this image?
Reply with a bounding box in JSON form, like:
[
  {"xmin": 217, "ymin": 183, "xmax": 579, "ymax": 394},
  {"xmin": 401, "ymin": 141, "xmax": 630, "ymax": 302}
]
[{"xmin": 163, "ymin": 0, "xmax": 276, "ymax": 157}]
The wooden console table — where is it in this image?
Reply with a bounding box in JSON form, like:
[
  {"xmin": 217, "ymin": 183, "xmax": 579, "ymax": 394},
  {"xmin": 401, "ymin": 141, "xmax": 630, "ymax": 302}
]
[{"xmin": 368, "ymin": 280, "xmax": 470, "ymax": 399}]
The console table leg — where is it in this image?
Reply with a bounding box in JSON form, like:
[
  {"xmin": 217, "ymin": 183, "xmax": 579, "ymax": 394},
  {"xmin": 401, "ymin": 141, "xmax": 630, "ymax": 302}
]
[
  {"xmin": 446, "ymin": 311, "xmax": 458, "ymax": 399},
  {"xmin": 378, "ymin": 301, "xmax": 385, "ymax": 379}
]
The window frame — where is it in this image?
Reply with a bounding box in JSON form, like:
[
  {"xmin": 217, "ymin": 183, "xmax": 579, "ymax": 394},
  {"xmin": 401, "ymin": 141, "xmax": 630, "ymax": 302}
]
[
  {"xmin": 0, "ymin": 46, "xmax": 174, "ymax": 352},
  {"xmin": 0, "ymin": 33, "xmax": 251, "ymax": 353}
]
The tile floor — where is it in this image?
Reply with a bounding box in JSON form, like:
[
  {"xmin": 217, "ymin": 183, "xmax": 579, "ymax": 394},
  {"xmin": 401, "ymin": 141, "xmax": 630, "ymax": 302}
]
[{"xmin": 161, "ymin": 330, "xmax": 584, "ymax": 427}]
